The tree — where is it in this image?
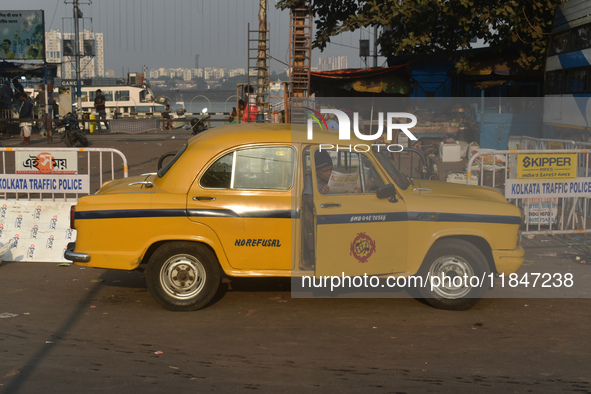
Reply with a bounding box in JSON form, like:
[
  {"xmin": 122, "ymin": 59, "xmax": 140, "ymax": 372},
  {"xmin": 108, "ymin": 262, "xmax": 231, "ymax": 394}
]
[
  {"xmin": 277, "ymin": 0, "xmax": 562, "ymax": 71},
  {"xmin": 191, "ymin": 76, "xmax": 208, "ymax": 89}
]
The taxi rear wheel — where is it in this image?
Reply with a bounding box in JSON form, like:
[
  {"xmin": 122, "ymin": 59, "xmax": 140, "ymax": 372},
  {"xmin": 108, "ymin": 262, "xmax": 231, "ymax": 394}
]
[
  {"xmin": 146, "ymin": 242, "xmax": 221, "ymax": 311},
  {"xmin": 416, "ymin": 239, "xmax": 490, "ymax": 311}
]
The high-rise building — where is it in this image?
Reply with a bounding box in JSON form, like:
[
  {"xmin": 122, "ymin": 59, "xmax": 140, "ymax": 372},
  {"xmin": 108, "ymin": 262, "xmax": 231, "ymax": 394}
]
[
  {"xmin": 317, "ymin": 56, "xmax": 348, "ymax": 71},
  {"xmin": 45, "ymin": 29, "xmax": 105, "ymax": 79}
]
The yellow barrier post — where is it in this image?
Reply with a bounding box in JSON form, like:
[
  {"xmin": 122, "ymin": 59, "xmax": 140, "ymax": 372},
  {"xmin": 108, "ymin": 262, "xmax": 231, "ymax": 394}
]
[{"xmin": 90, "ymin": 113, "xmax": 96, "ymax": 133}]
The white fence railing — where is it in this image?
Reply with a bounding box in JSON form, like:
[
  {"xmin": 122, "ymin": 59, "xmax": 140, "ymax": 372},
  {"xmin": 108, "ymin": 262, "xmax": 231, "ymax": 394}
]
[
  {"xmin": 0, "ymin": 147, "xmax": 128, "ymax": 263},
  {"xmin": 467, "ymin": 148, "xmax": 591, "ymax": 235},
  {"xmin": 0, "ymin": 147, "xmax": 128, "ymax": 200},
  {"xmin": 509, "ymin": 135, "xmax": 591, "ymax": 151}
]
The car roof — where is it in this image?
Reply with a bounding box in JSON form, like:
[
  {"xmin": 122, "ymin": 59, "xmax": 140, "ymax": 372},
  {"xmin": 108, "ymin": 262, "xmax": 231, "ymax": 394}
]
[{"xmin": 188, "ymin": 123, "xmax": 368, "ymax": 148}]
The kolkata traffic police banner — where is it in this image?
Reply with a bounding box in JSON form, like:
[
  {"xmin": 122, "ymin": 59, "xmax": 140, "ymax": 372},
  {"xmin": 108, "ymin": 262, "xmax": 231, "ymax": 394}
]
[
  {"xmin": 505, "ymin": 178, "xmax": 591, "ymax": 198},
  {"xmin": 0, "ymin": 174, "xmax": 89, "ymax": 194}
]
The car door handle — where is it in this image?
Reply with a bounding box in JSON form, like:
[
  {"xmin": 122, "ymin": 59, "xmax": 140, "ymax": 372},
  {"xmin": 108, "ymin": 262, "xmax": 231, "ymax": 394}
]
[
  {"xmin": 320, "ymin": 203, "xmax": 341, "ymax": 208},
  {"xmin": 193, "ymin": 196, "xmax": 216, "ymax": 201}
]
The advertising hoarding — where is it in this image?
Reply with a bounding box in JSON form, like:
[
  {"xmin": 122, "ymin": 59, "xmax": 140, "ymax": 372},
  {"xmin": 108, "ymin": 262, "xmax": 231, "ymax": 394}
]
[{"xmin": 0, "ymin": 10, "xmax": 44, "ymax": 60}]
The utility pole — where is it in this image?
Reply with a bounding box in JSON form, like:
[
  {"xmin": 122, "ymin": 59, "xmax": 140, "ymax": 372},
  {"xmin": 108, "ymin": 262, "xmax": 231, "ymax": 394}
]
[
  {"xmin": 73, "ymin": 0, "xmax": 82, "ymax": 111},
  {"xmin": 373, "ymin": 25, "xmax": 378, "ymax": 68}
]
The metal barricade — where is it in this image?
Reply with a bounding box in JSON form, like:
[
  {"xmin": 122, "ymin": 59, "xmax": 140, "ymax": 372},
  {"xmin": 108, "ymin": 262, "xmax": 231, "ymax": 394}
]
[
  {"xmin": 0, "ymin": 147, "xmax": 128, "ymax": 200},
  {"xmin": 0, "ymin": 147, "xmax": 128, "ymax": 262},
  {"xmin": 467, "ymin": 148, "xmax": 591, "ymax": 235},
  {"xmin": 509, "ymin": 135, "xmax": 591, "ymax": 151}
]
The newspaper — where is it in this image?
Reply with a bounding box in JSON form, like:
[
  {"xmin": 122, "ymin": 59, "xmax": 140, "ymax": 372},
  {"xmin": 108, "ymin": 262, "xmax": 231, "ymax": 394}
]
[{"xmin": 328, "ymin": 170, "xmax": 359, "ymax": 193}]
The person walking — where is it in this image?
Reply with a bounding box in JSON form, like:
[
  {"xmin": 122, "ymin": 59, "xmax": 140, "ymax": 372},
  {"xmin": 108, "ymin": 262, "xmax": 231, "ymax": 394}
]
[
  {"xmin": 1, "ymin": 81, "xmax": 13, "ymax": 110},
  {"xmin": 18, "ymin": 92, "xmax": 33, "ymax": 145},
  {"xmin": 161, "ymin": 104, "xmax": 172, "ymax": 130},
  {"xmin": 242, "ymin": 85, "xmax": 257, "ymax": 123},
  {"xmin": 93, "ymin": 89, "xmax": 109, "ymax": 132}
]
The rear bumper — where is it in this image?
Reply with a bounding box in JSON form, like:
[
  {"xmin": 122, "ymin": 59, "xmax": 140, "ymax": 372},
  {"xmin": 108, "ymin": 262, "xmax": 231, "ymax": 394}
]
[
  {"xmin": 64, "ymin": 242, "xmax": 91, "ymax": 263},
  {"xmin": 493, "ymin": 246, "xmax": 525, "ymax": 275}
]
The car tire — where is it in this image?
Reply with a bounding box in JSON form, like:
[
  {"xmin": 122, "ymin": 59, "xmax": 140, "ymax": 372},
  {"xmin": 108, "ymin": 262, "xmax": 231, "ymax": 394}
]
[
  {"xmin": 146, "ymin": 242, "xmax": 221, "ymax": 311},
  {"xmin": 415, "ymin": 239, "xmax": 490, "ymax": 311}
]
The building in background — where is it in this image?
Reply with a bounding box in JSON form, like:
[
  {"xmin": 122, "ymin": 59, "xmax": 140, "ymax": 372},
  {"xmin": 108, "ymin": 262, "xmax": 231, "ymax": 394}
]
[
  {"xmin": 317, "ymin": 56, "xmax": 348, "ymax": 71},
  {"xmin": 45, "ymin": 29, "xmax": 105, "ymax": 79}
]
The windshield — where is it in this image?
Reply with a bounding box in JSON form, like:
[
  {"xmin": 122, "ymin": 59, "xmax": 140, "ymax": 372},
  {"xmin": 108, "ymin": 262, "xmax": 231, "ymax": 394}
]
[
  {"xmin": 373, "ymin": 148, "xmax": 411, "ymax": 190},
  {"xmin": 157, "ymin": 144, "xmax": 188, "ymax": 178}
]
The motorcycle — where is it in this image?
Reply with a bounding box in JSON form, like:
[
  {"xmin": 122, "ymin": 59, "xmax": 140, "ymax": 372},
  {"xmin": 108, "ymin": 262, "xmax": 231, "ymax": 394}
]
[
  {"xmin": 190, "ymin": 113, "xmax": 211, "ymax": 136},
  {"xmin": 52, "ymin": 112, "xmax": 89, "ymax": 147}
]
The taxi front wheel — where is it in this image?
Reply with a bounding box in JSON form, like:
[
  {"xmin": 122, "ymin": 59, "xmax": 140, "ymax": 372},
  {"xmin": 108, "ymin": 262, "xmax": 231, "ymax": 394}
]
[
  {"xmin": 146, "ymin": 242, "xmax": 221, "ymax": 311},
  {"xmin": 416, "ymin": 239, "xmax": 490, "ymax": 311}
]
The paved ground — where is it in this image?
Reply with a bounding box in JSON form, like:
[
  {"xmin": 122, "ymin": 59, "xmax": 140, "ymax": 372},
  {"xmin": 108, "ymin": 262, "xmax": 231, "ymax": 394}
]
[{"xmin": 0, "ymin": 129, "xmax": 590, "ymax": 393}]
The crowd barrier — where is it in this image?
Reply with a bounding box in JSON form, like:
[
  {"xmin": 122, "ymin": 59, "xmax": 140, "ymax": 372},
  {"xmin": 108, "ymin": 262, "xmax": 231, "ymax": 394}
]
[
  {"xmin": 0, "ymin": 147, "xmax": 128, "ymax": 263},
  {"xmin": 467, "ymin": 145, "xmax": 590, "ymax": 235}
]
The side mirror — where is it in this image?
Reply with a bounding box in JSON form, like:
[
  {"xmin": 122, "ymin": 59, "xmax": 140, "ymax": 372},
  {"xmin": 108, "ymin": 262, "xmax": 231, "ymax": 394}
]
[{"xmin": 376, "ymin": 184, "xmax": 398, "ymax": 202}]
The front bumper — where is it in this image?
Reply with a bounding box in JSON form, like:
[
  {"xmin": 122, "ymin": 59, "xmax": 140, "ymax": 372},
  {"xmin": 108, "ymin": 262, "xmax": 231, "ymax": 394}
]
[
  {"xmin": 64, "ymin": 242, "xmax": 91, "ymax": 263},
  {"xmin": 492, "ymin": 246, "xmax": 525, "ymax": 275}
]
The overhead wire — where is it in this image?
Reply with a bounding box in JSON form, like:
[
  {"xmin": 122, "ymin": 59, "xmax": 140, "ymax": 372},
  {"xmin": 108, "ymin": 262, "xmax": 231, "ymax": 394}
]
[
  {"xmin": 200, "ymin": 0, "xmax": 204, "ymax": 56},
  {"xmin": 48, "ymin": 0, "xmax": 60, "ymax": 30},
  {"xmin": 132, "ymin": 0, "xmax": 136, "ymax": 52},
  {"xmin": 190, "ymin": 0, "xmax": 193, "ymax": 60},
  {"xmin": 125, "ymin": 0, "xmax": 129, "ymax": 52},
  {"xmin": 174, "ymin": 0, "xmax": 177, "ymax": 56}
]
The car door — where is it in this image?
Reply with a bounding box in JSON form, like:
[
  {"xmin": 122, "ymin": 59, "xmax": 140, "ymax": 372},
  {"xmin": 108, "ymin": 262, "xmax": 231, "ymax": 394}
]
[
  {"xmin": 187, "ymin": 145, "xmax": 295, "ymax": 271},
  {"xmin": 308, "ymin": 147, "xmax": 409, "ymax": 277}
]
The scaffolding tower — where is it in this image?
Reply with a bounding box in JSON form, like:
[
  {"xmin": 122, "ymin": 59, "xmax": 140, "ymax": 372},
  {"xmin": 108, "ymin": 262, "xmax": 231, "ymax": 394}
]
[
  {"xmin": 246, "ymin": 22, "xmax": 270, "ymax": 121},
  {"xmin": 288, "ymin": 4, "xmax": 312, "ymax": 123}
]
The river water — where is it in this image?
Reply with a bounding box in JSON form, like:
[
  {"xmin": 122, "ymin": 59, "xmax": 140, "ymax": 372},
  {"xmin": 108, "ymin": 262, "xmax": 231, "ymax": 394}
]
[
  {"xmin": 170, "ymin": 101, "xmax": 236, "ymax": 114},
  {"xmin": 170, "ymin": 98, "xmax": 284, "ymax": 114}
]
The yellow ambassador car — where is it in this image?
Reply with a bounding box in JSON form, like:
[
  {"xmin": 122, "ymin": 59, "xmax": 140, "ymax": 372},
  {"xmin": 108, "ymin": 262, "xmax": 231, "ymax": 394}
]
[{"xmin": 65, "ymin": 124, "xmax": 524, "ymax": 311}]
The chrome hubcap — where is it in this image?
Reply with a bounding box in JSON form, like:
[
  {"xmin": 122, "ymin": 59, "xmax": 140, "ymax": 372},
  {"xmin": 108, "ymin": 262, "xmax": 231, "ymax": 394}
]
[
  {"xmin": 160, "ymin": 254, "xmax": 205, "ymax": 300},
  {"xmin": 428, "ymin": 256, "xmax": 475, "ymax": 299}
]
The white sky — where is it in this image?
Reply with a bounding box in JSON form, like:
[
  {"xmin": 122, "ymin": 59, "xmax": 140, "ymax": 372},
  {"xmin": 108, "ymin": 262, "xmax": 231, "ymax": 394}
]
[{"xmin": 13, "ymin": 0, "xmax": 387, "ymax": 76}]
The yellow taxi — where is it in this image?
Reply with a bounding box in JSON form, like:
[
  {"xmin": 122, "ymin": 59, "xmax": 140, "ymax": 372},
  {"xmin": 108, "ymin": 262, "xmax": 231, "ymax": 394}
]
[{"xmin": 65, "ymin": 123, "xmax": 524, "ymax": 311}]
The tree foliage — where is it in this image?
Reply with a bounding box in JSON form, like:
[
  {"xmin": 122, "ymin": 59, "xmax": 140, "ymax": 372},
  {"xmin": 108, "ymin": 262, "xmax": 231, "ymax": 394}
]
[{"xmin": 277, "ymin": 0, "xmax": 562, "ymax": 71}]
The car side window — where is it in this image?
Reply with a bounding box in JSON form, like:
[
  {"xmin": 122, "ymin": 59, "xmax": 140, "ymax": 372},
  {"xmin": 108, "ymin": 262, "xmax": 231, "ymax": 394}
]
[
  {"xmin": 359, "ymin": 154, "xmax": 385, "ymax": 193},
  {"xmin": 200, "ymin": 146, "xmax": 295, "ymax": 190},
  {"xmin": 234, "ymin": 147, "xmax": 294, "ymax": 190},
  {"xmin": 313, "ymin": 149, "xmax": 384, "ymax": 194},
  {"xmin": 200, "ymin": 152, "xmax": 233, "ymax": 188}
]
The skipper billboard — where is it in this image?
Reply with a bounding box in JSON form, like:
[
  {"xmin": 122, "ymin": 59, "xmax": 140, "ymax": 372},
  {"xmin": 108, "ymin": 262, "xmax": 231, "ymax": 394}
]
[{"xmin": 517, "ymin": 153, "xmax": 577, "ymax": 179}]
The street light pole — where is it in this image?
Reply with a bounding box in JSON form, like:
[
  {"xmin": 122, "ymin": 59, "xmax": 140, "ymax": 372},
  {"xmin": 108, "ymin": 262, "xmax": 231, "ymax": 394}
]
[
  {"xmin": 73, "ymin": 0, "xmax": 82, "ymax": 111},
  {"xmin": 373, "ymin": 25, "xmax": 378, "ymax": 68}
]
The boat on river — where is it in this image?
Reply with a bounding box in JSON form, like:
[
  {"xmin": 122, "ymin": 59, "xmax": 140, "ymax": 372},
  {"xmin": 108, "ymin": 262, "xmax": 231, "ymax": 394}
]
[{"xmin": 76, "ymin": 85, "xmax": 166, "ymax": 116}]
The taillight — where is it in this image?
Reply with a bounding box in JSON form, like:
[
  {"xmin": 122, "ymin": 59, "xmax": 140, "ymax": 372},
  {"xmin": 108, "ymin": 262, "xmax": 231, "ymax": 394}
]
[{"xmin": 70, "ymin": 205, "xmax": 76, "ymax": 229}]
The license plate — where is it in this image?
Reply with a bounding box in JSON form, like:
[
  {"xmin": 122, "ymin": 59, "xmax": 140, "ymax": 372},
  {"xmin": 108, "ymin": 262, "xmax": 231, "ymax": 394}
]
[{"xmin": 58, "ymin": 127, "xmax": 66, "ymax": 132}]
